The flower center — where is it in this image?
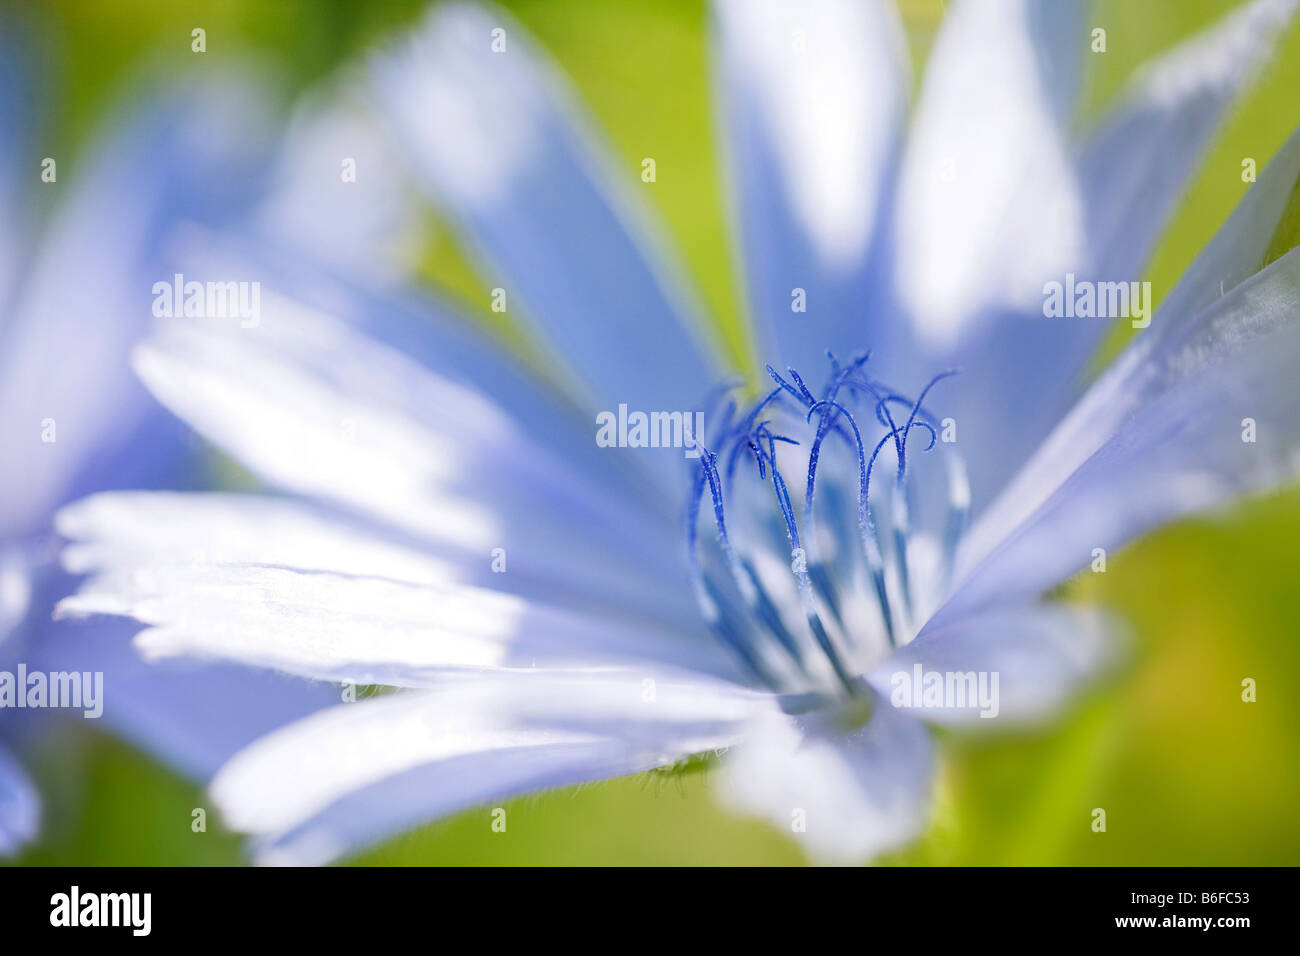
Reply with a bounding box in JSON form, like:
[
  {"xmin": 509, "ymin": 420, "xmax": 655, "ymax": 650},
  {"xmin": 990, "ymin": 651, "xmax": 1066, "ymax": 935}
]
[{"xmin": 686, "ymin": 352, "xmax": 968, "ymax": 698}]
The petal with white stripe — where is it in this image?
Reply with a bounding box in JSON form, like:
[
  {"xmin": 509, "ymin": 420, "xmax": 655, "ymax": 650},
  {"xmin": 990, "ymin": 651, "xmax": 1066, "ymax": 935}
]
[
  {"xmin": 56, "ymin": 492, "xmax": 735, "ymax": 684},
  {"xmin": 713, "ymin": 0, "xmax": 909, "ymax": 373},
  {"xmin": 894, "ymin": 0, "xmax": 1086, "ymax": 351},
  {"xmin": 938, "ymin": 246, "xmax": 1300, "ymax": 626},
  {"xmin": 371, "ymin": 2, "xmax": 722, "ymax": 446},
  {"xmin": 1078, "ymin": 0, "xmax": 1299, "ymax": 286},
  {"xmin": 132, "ymin": 286, "xmax": 699, "ymax": 625},
  {"xmin": 210, "ymin": 669, "xmax": 760, "ymax": 863}
]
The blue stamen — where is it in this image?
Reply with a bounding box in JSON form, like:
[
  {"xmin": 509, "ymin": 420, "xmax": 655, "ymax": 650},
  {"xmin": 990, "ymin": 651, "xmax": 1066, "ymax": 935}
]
[
  {"xmin": 692, "ymin": 440, "xmax": 815, "ymax": 681},
  {"xmin": 807, "ymin": 398, "xmax": 897, "ymax": 646},
  {"xmin": 886, "ymin": 372, "xmax": 955, "ymax": 620},
  {"xmin": 762, "ymin": 440, "xmax": 856, "ymax": 693},
  {"xmin": 698, "ymin": 449, "xmax": 735, "ymax": 565},
  {"xmin": 685, "ymin": 351, "xmax": 962, "ymax": 694},
  {"xmin": 696, "ymin": 572, "xmax": 780, "ymax": 688},
  {"xmin": 687, "ymin": 461, "xmax": 769, "ymax": 684},
  {"xmin": 724, "ymin": 386, "xmax": 786, "ymax": 484},
  {"xmin": 740, "ymin": 558, "xmax": 809, "ymax": 671},
  {"xmin": 856, "ymin": 378, "xmax": 907, "ymax": 479},
  {"xmin": 846, "ymin": 380, "xmax": 970, "ymax": 590},
  {"xmin": 786, "ymin": 367, "xmax": 816, "ymax": 405},
  {"xmin": 764, "ymin": 365, "xmax": 806, "ymax": 405},
  {"xmin": 897, "ymin": 370, "xmax": 959, "ymax": 476}
]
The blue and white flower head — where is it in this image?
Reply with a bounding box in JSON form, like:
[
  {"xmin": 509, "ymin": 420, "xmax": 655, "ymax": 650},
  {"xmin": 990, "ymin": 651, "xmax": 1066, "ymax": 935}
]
[
  {"xmin": 0, "ymin": 25, "xmax": 387, "ymax": 853},
  {"xmin": 56, "ymin": 0, "xmax": 1300, "ymax": 864}
]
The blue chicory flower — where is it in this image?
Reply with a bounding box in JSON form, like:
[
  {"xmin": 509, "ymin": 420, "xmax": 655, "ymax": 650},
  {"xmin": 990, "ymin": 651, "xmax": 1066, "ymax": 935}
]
[
  {"xmin": 0, "ymin": 27, "xmax": 356, "ymax": 854},
  {"xmin": 54, "ymin": 0, "xmax": 1300, "ymax": 864}
]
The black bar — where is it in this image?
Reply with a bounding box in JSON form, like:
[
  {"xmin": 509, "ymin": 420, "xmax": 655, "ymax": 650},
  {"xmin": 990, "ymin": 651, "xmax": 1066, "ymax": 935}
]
[{"xmin": 0, "ymin": 866, "xmax": 1288, "ymax": 941}]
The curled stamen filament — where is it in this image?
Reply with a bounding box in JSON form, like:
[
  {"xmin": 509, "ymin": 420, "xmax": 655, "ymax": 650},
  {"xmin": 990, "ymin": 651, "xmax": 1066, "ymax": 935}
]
[{"xmin": 686, "ymin": 357, "xmax": 961, "ymax": 694}]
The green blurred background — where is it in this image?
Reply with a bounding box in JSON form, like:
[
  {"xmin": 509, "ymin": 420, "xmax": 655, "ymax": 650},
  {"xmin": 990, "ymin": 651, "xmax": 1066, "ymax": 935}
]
[{"xmin": 11, "ymin": 0, "xmax": 1300, "ymax": 865}]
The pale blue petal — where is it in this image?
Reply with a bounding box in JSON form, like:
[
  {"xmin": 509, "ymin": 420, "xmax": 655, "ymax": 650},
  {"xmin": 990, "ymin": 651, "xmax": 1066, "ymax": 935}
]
[
  {"xmin": 953, "ymin": 0, "xmax": 1300, "ymax": 501},
  {"xmin": 1078, "ymin": 0, "xmax": 1298, "ymax": 288},
  {"xmin": 712, "ymin": 0, "xmax": 909, "ymax": 375},
  {"xmin": 869, "ymin": 604, "xmax": 1115, "ymax": 727},
  {"xmin": 0, "ymin": 70, "xmax": 364, "ymax": 807},
  {"xmin": 0, "ymin": 22, "xmax": 39, "ymax": 309},
  {"xmin": 942, "ymin": 118, "xmax": 1300, "ymax": 519},
  {"xmin": 937, "ymin": 245, "xmax": 1300, "ymax": 626},
  {"xmin": 893, "ymin": 0, "xmax": 1086, "ymax": 351},
  {"xmin": 371, "ymin": 2, "xmax": 723, "ymax": 471},
  {"xmin": 721, "ymin": 693, "xmax": 933, "ymax": 863},
  {"xmin": 179, "ymin": 237, "xmax": 686, "ymax": 528},
  {"xmin": 0, "ymin": 741, "xmax": 39, "ymax": 856},
  {"xmin": 0, "ymin": 72, "xmax": 274, "ymax": 539},
  {"xmin": 251, "ymin": 738, "xmax": 651, "ymax": 865},
  {"xmin": 0, "ymin": 543, "xmax": 33, "ymax": 645},
  {"xmin": 209, "ymin": 671, "xmax": 757, "ymax": 864},
  {"xmin": 945, "ymin": 132, "xmax": 1300, "ymax": 616},
  {"xmin": 883, "ymin": 0, "xmax": 1091, "ymax": 508},
  {"xmin": 1144, "ymin": 125, "xmax": 1300, "ymax": 345},
  {"xmin": 254, "ymin": 84, "xmax": 421, "ymax": 283},
  {"xmin": 24, "ymin": 605, "xmax": 338, "ymax": 781},
  {"xmin": 0, "ymin": 549, "xmax": 338, "ymax": 783},
  {"xmin": 56, "ymin": 493, "xmax": 736, "ymax": 683},
  {"xmin": 124, "ymin": 261, "xmax": 704, "ymax": 628}
]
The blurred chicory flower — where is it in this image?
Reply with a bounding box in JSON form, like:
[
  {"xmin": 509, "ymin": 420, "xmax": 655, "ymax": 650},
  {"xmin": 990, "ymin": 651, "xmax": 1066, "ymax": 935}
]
[
  {"xmin": 0, "ymin": 28, "xmax": 358, "ymax": 854},
  {"xmin": 55, "ymin": 0, "xmax": 1300, "ymax": 863}
]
